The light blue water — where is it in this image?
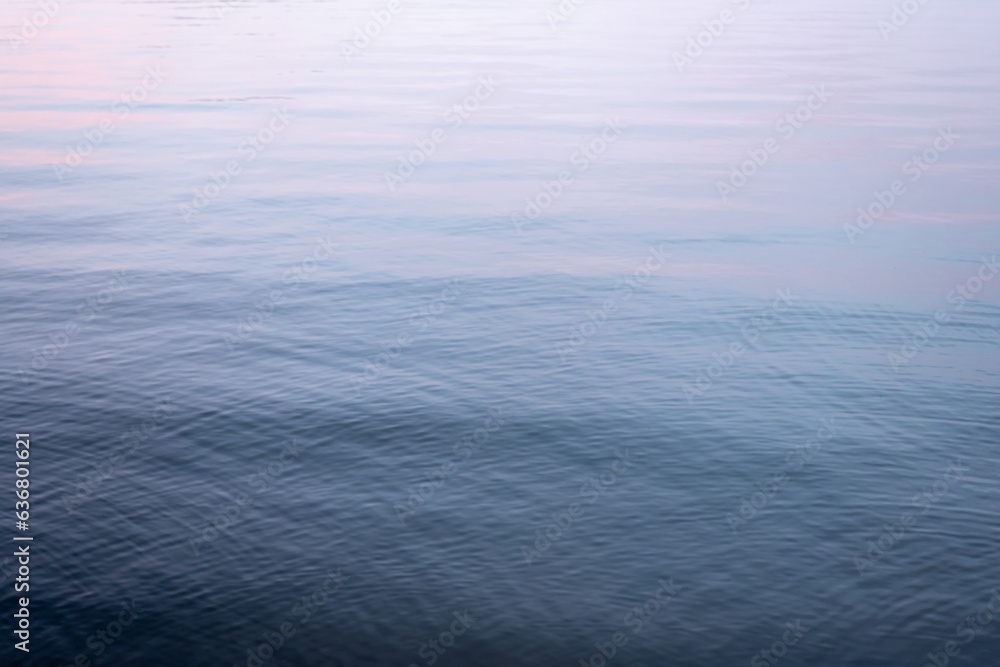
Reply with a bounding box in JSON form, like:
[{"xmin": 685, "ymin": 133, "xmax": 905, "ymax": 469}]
[{"xmin": 2, "ymin": 0, "xmax": 1000, "ymax": 665}]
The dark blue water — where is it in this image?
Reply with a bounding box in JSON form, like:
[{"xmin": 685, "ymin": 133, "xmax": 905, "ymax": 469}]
[{"xmin": 2, "ymin": 0, "xmax": 1000, "ymax": 665}]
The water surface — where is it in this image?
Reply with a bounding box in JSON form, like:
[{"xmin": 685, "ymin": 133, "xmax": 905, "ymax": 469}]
[{"xmin": 1, "ymin": 0, "xmax": 1000, "ymax": 665}]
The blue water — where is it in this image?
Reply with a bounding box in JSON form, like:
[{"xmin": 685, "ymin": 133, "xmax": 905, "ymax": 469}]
[{"xmin": 2, "ymin": 0, "xmax": 1000, "ymax": 665}]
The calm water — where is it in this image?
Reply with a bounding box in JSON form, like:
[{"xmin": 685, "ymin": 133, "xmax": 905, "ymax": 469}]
[{"xmin": 2, "ymin": 0, "xmax": 1000, "ymax": 665}]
